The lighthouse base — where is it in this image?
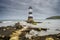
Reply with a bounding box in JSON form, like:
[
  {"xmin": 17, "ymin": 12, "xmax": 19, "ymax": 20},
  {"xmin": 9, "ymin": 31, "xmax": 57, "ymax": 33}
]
[{"xmin": 26, "ymin": 18, "xmax": 37, "ymax": 25}]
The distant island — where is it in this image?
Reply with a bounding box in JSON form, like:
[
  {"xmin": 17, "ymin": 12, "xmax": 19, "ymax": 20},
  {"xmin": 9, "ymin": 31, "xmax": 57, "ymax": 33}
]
[{"xmin": 46, "ymin": 16, "xmax": 60, "ymax": 19}]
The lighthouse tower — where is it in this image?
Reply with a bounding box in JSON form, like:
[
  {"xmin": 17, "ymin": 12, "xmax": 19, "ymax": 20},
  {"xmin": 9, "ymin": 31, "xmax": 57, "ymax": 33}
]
[{"xmin": 27, "ymin": 6, "xmax": 34, "ymax": 23}]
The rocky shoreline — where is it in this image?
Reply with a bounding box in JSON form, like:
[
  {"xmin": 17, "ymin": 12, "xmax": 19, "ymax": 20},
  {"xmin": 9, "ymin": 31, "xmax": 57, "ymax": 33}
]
[{"xmin": 0, "ymin": 22, "xmax": 60, "ymax": 40}]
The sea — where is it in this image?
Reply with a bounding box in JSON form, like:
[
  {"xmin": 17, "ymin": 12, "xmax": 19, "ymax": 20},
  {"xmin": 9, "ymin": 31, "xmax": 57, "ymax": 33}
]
[{"xmin": 0, "ymin": 19, "xmax": 60, "ymax": 36}]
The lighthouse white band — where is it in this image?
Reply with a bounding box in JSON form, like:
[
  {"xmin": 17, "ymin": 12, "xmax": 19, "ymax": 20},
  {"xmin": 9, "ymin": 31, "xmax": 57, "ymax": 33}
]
[
  {"xmin": 29, "ymin": 9, "xmax": 33, "ymax": 12},
  {"xmin": 29, "ymin": 14, "xmax": 33, "ymax": 16}
]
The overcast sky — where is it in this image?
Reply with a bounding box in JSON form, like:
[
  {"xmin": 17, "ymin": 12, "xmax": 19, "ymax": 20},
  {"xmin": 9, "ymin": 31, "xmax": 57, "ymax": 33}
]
[{"xmin": 0, "ymin": 0, "xmax": 60, "ymax": 20}]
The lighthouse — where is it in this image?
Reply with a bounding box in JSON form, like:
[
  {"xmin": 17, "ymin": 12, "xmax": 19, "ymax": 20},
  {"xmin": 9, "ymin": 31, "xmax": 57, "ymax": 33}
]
[{"xmin": 27, "ymin": 6, "xmax": 34, "ymax": 23}]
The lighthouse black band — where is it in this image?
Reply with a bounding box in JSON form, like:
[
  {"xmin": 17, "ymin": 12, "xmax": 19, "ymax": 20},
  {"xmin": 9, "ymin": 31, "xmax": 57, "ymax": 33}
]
[{"xmin": 29, "ymin": 12, "xmax": 32, "ymax": 14}]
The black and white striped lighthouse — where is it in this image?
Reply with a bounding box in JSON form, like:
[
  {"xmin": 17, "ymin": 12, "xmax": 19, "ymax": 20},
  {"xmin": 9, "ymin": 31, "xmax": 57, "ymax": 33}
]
[
  {"xmin": 28, "ymin": 6, "xmax": 33, "ymax": 19},
  {"xmin": 27, "ymin": 6, "xmax": 34, "ymax": 23}
]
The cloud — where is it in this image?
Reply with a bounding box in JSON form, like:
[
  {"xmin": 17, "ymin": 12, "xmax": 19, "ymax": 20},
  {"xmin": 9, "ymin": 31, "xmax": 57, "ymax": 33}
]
[{"xmin": 0, "ymin": 0, "xmax": 60, "ymax": 20}]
